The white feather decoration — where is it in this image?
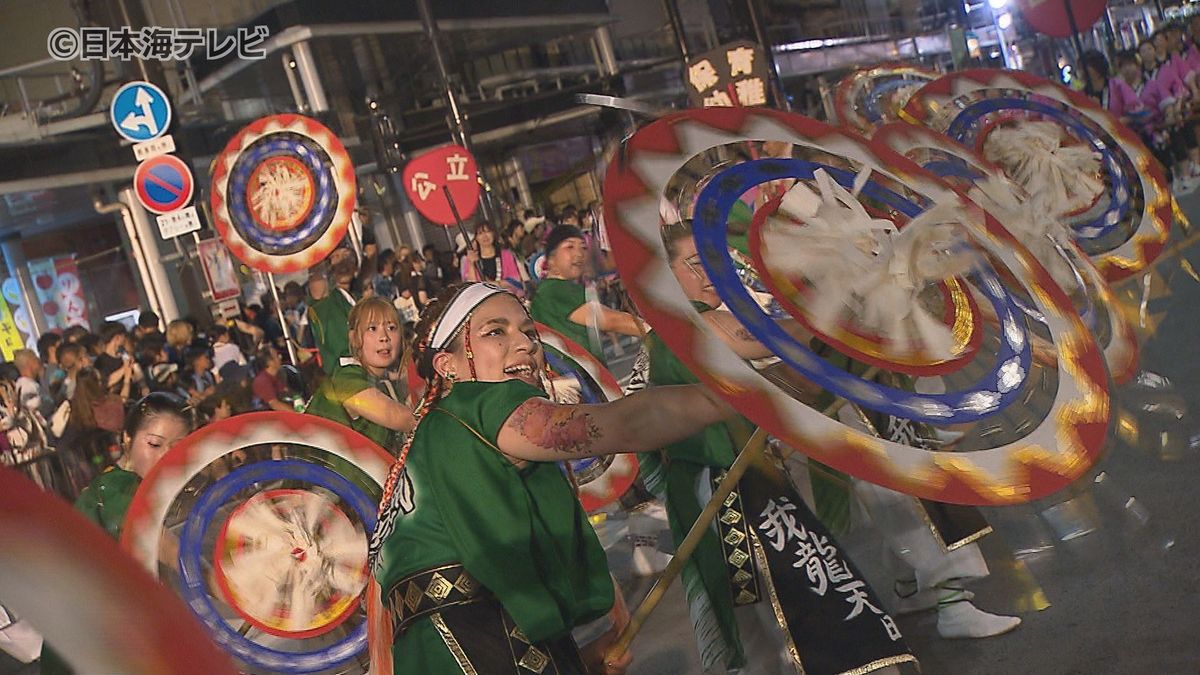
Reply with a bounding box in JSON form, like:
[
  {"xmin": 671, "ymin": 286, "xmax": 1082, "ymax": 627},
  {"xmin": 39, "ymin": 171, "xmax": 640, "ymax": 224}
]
[
  {"xmin": 762, "ymin": 168, "xmax": 978, "ymax": 360},
  {"xmin": 966, "ymin": 173, "xmax": 1084, "ymax": 295},
  {"xmin": 546, "ymin": 375, "xmax": 583, "ymax": 404},
  {"xmin": 981, "ymin": 120, "xmax": 1104, "ymax": 218}
]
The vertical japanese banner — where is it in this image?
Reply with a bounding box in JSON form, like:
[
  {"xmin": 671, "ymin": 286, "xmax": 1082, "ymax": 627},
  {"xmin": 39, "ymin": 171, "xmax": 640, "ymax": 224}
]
[
  {"xmin": 196, "ymin": 238, "xmax": 242, "ymax": 302},
  {"xmin": 738, "ymin": 466, "xmax": 916, "ymax": 674},
  {"xmin": 26, "ymin": 258, "xmax": 62, "ymax": 330},
  {"xmin": 1, "ymin": 278, "xmax": 35, "ymax": 351},
  {"xmin": 0, "ymin": 291, "xmax": 26, "ymax": 359},
  {"xmin": 685, "ymin": 40, "xmax": 770, "ymax": 108},
  {"xmin": 53, "ymin": 255, "xmax": 89, "ymax": 330}
]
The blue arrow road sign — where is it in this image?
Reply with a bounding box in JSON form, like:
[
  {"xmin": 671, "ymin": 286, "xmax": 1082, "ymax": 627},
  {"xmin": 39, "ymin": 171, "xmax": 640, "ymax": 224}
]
[{"xmin": 110, "ymin": 81, "xmax": 172, "ymax": 143}]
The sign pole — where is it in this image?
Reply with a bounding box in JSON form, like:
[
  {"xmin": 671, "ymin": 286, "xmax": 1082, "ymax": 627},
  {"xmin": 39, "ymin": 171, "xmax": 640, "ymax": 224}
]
[
  {"xmin": 583, "ymin": 203, "xmax": 607, "ymax": 357},
  {"xmin": 745, "ymin": 0, "xmax": 790, "ymax": 110},
  {"xmin": 348, "ymin": 211, "xmax": 364, "ymax": 261},
  {"xmin": 417, "ymin": 0, "xmax": 496, "ymax": 226},
  {"xmin": 266, "ymin": 272, "xmax": 299, "ymax": 365},
  {"xmin": 1063, "ymin": 0, "xmax": 1086, "ymax": 61},
  {"xmin": 402, "ymin": 144, "xmax": 483, "ymax": 271},
  {"xmin": 662, "ymin": 0, "xmax": 692, "ymax": 63},
  {"xmin": 442, "ymin": 185, "xmax": 484, "ymax": 281}
]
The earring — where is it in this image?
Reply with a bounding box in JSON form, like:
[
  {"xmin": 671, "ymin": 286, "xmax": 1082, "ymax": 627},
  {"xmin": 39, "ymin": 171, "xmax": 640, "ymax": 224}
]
[{"xmin": 446, "ymin": 372, "xmax": 457, "ymax": 382}]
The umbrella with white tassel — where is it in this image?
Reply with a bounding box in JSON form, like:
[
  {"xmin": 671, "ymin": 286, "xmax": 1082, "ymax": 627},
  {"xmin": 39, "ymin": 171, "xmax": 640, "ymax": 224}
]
[
  {"xmin": 901, "ymin": 69, "xmax": 1171, "ymax": 282},
  {"xmin": 967, "ymin": 173, "xmax": 1086, "ymax": 296},
  {"xmin": 762, "ymin": 167, "xmax": 979, "ymax": 362},
  {"xmin": 980, "ymin": 119, "xmax": 1105, "ymax": 219},
  {"xmin": 873, "ymin": 120, "xmax": 1141, "ymax": 384}
]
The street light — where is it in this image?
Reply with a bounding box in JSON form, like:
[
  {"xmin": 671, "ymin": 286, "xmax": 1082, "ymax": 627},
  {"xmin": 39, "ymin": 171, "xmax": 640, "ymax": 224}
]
[
  {"xmin": 988, "ymin": 0, "xmax": 1008, "ymax": 10},
  {"xmin": 998, "ymin": 12, "xmax": 1013, "ymax": 29}
]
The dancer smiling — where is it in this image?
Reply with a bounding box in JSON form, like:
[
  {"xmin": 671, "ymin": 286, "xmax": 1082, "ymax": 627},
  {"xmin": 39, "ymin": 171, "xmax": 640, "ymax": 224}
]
[
  {"xmin": 531, "ymin": 224, "xmax": 644, "ymax": 362},
  {"xmin": 367, "ymin": 282, "xmax": 735, "ymax": 675}
]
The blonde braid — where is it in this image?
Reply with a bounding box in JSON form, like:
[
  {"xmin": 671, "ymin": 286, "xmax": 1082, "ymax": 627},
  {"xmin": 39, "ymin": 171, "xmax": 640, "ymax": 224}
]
[{"xmin": 376, "ymin": 375, "xmax": 441, "ymax": 516}]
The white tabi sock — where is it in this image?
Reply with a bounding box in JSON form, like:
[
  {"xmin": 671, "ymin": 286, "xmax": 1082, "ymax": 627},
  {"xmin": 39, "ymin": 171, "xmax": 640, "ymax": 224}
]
[
  {"xmin": 631, "ymin": 534, "xmax": 672, "ymax": 576},
  {"xmin": 936, "ymin": 590, "xmax": 1021, "ymax": 639}
]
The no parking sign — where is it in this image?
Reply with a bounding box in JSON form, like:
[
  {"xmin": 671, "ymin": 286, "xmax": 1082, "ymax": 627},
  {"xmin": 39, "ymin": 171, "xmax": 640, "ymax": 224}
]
[{"xmin": 134, "ymin": 154, "xmax": 194, "ymax": 215}]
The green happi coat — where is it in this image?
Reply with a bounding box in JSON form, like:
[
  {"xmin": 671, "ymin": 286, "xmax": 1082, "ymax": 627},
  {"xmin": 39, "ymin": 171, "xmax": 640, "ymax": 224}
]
[
  {"xmin": 305, "ymin": 359, "xmax": 396, "ymax": 450},
  {"xmin": 74, "ymin": 465, "xmax": 141, "ymax": 538},
  {"xmin": 40, "ymin": 466, "xmax": 144, "ymax": 674},
  {"xmin": 308, "ymin": 288, "xmax": 355, "ymax": 375},
  {"xmin": 373, "ymin": 379, "xmax": 613, "ymax": 673},
  {"xmin": 530, "ymin": 278, "xmax": 603, "ymax": 362},
  {"xmin": 638, "ymin": 328, "xmax": 753, "ymax": 670}
]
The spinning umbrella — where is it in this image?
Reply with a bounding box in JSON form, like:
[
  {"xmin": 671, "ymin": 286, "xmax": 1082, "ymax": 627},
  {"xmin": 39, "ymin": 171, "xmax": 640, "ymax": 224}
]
[
  {"xmin": 603, "ymin": 106, "xmax": 1111, "ymax": 506},
  {"xmin": 834, "ymin": 62, "xmax": 940, "ymax": 136},
  {"xmin": 539, "ymin": 323, "xmax": 640, "ymax": 512},
  {"xmin": 121, "ymin": 412, "xmax": 393, "ymax": 674},
  {"xmin": 873, "ymin": 121, "xmax": 1139, "ymax": 384},
  {"xmin": 901, "ymin": 69, "xmax": 1171, "ymax": 282},
  {"xmin": 210, "ymin": 114, "xmax": 356, "ymax": 274}
]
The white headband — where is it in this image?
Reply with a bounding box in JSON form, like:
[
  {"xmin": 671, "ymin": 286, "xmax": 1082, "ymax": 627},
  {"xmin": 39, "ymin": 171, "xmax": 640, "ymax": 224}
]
[{"xmin": 429, "ymin": 283, "xmax": 508, "ymax": 350}]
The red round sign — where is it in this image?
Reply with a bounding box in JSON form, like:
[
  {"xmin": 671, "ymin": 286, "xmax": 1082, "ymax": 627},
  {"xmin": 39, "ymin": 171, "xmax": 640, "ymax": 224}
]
[
  {"xmin": 1016, "ymin": 0, "xmax": 1108, "ymax": 38},
  {"xmin": 134, "ymin": 154, "xmax": 194, "ymax": 215},
  {"xmin": 401, "ymin": 144, "xmax": 480, "ymax": 226}
]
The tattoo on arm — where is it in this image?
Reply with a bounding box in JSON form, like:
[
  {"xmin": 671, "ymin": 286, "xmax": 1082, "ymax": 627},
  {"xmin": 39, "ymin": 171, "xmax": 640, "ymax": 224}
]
[
  {"xmin": 732, "ymin": 326, "xmax": 755, "ymax": 342},
  {"xmin": 509, "ymin": 399, "xmax": 602, "ymax": 455}
]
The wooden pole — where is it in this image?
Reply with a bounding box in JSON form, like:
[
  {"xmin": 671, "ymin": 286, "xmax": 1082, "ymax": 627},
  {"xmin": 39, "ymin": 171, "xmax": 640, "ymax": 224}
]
[
  {"xmin": 266, "ymin": 272, "xmax": 298, "ymax": 365},
  {"xmin": 604, "ymin": 427, "xmax": 768, "ymax": 663}
]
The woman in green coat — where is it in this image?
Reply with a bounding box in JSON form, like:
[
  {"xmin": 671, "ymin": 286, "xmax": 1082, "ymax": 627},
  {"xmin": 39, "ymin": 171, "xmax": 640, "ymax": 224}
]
[
  {"xmin": 305, "ymin": 296, "xmax": 415, "ymax": 450},
  {"xmin": 73, "ymin": 391, "xmax": 194, "ymax": 537},
  {"xmin": 41, "ymin": 392, "xmax": 194, "ymax": 673},
  {"xmin": 367, "ymin": 282, "xmax": 735, "ymax": 675},
  {"xmin": 638, "ymin": 223, "xmax": 917, "ymax": 675}
]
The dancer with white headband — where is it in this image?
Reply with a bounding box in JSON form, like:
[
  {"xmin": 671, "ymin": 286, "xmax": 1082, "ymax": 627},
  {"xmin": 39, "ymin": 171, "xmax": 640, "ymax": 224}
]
[{"xmin": 366, "ymin": 282, "xmax": 737, "ymax": 675}]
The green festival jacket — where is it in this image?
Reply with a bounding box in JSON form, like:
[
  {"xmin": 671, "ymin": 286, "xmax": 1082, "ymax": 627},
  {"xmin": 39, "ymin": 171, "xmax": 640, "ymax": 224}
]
[
  {"xmin": 305, "ymin": 359, "xmax": 395, "ymax": 449},
  {"xmin": 40, "ymin": 466, "xmax": 143, "ymax": 674},
  {"xmin": 638, "ymin": 309, "xmax": 855, "ymax": 669},
  {"xmin": 530, "ymin": 278, "xmax": 604, "ymax": 362},
  {"xmin": 373, "ymin": 380, "xmax": 613, "ymax": 673},
  {"xmin": 639, "ymin": 330, "xmax": 750, "ymax": 668},
  {"xmin": 308, "ymin": 288, "xmax": 355, "ymax": 375},
  {"xmin": 74, "ymin": 465, "xmax": 141, "ymax": 539}
]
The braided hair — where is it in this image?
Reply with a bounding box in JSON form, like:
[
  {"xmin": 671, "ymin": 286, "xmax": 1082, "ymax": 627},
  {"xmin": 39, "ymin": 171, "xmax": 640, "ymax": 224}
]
[
  {"xmin": 368, "ymin": 282, "xmax": 558, "ymax": 565},
  {"xmin": 369, "ymin": 284, "xmax": 471, "ymax": 565}
]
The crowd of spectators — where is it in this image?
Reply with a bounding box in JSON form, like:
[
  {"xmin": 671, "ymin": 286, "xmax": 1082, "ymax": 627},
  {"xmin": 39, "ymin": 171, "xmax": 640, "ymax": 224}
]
[
  {"xmin": 0, "ymin": 306, "xmax": 302, "ymax": 501},
  {"xmin": 332, "ymin": 200, "xmax": 614, "ymax": 345},
  {"xmin": 1082, "ymin": 17, "xmax": 1200, "ymax": 194},
  {"xmin": 0, "ymin": 199, "xmax": 615, "ymax": 503}
]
